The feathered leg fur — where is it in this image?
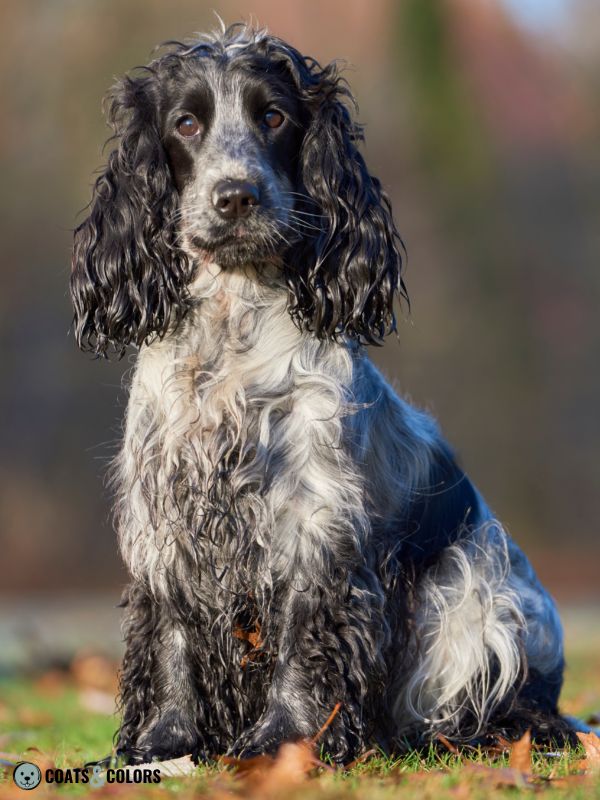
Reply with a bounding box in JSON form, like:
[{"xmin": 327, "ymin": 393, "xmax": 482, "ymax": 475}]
[{"xmin": 117, "ymin": 583, "xmax": 210, "ymax": 762}]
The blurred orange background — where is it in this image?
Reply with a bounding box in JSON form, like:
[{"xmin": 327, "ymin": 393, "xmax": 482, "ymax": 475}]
[{"xmin": 1, "ymin": 0, "xmax": 599, "ymax": 664}]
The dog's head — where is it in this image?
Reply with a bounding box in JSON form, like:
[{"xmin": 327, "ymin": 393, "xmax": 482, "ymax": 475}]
[{"xmin": 71, "ymin": 24, "xmax": 405, "ymax": 357}]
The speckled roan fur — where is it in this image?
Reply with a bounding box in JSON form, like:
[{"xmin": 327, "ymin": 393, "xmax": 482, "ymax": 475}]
[{"xmin": 71, "ymin": 24, "xmax": 572, "ymax": 764}]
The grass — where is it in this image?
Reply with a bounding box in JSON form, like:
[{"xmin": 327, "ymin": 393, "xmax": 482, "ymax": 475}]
[{"xmin": 0, "ymin": 614, "xmax": 598, "ymax": 798}]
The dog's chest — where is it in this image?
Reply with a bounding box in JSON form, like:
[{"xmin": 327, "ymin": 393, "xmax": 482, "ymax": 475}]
[
  {"xmin": 130, "ymin": 296, "xmax": 303, "ymax": 478},
  {"xmin": 116, "ymin": 274, "xmax": 367, "ymax": 592},
  {"xmin": 122, "ymin": 279, "xmax": 354, "ymax": 531}
]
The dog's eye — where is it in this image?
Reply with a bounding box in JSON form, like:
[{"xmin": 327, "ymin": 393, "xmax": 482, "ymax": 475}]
[
  {"xmin": 263, "ymin": 110, "xmax": 284, "ymax": 129},
  {"xmin": 176, "ymin": 114, "xmax": 202, "ymax": 138}
]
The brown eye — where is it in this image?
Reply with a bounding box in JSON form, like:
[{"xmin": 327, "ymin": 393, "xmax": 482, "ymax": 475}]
[
  {"xmin": 263, "ymin": 110, "xmax": 284, "ymax": 129},
  {"xmin": 176, "ymin": 114, "xmax": 201, "ymax": 138}
]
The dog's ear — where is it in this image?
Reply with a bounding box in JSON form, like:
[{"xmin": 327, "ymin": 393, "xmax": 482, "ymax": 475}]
[
  {"xmin": 285, "ymin": 61, "xmax": 406, "ymax": 344},
  {"xmin": 70, "ymin": 71, "xmax": 192, "ymax": 357}
]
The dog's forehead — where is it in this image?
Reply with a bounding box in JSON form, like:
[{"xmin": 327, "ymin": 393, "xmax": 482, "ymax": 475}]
[{"xmin": 159, "ymin": 52, "xmax": 295, "ymax": 115}]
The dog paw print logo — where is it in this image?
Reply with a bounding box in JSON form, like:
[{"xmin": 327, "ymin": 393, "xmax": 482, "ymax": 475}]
[{"xmin": 13, "ymin": 762, "xmax": 42, "ymax": 790}]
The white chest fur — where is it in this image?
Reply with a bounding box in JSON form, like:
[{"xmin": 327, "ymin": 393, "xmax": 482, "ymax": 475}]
[{"xmin": 114, "ymin": 267, "xmax": 367, "ymax": 595}]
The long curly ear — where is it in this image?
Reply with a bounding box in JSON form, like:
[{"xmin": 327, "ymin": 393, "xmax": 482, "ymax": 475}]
[
  {"xmin": 70, "ymin": 71, "xmax": 192, "ymax": 357},
  {"xmin": 286, "ymin": 62, "xmax": 406, "ymax": 344}
]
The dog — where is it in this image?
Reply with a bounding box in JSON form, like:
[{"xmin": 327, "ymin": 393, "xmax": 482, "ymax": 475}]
[{"xmin": 70, "ymin": 23, "xmax": 571, "ymax": 764}]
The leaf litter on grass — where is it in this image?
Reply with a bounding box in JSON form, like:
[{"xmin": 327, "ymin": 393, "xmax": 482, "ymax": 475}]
[{"xmin": 3, "ymin": 670, "xmax": 600, "ymax": 798}]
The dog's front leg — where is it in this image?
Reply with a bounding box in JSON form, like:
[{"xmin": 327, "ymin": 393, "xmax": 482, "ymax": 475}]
[
  {"xmin": 116, "ymin": 582, "xmax": 209, "ymax": 763},
  {"xmin": 232, "ymin": 566, "xmax": 388, "ymax": 763}
]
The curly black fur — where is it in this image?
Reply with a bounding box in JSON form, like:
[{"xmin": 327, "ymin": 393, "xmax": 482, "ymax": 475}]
[{"xmin": 71, "ymin": 75, "xmax": 194, "ymax": 357}]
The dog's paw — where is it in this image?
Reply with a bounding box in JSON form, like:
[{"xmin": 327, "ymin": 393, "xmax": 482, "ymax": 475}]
[
  {"xmin": 229, "ymin": 711, "xmax": 305, "ymax": 759},
  {"xmin": 118, "ymin": 712, "xmax": 205, "ymax": 764}
]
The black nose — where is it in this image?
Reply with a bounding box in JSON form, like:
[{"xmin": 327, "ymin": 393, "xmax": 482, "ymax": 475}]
[{"xmin": 211, "ymin": 180, "xmax": 260, "ymax": 219}]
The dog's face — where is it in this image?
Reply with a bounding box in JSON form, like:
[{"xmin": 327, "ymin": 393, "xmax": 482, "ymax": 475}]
[
  {"xmin": 162, "ymin": 59, "xmax": 305, "ymax": 268},
  {"xmin": 71, "ymin": 25, "xmax": 405, "ymax": 356}
]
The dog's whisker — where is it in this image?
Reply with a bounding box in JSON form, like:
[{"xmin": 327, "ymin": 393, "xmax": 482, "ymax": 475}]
[
  {"xmin": 285, "ymin": 216, "xmax": 322, "ymax": 232},
  {"xmin": 279, "ymin": 190, "xmax": 321, "ymax": 204}
]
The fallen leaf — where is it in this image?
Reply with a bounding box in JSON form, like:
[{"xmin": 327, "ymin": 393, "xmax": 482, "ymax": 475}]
[
  {"xmin": 120, "ymin": 754, "xmax": 197, "ymax": 778},
  {"xmin": 23, "ymin": 747, "xmax": 56, "ymax": 774},
  {"xmin": 398, "ymin": 770, "xmax": 452, "ymax": 791},
  {"xmin": 549, "ymin": 774, "xmax": 594, "ymax": 788},
  {"xmin": 508, "ymin": 729, "xmax": 532, "ymax": 774},
  {"xmin": 34, "ymin": 669, "xmax": 69, "ymax": 697},
  {"xmin": 576, "ymin": 731, "xmax": 600, "ymax": 772},
  {"xmin": 234, "ymin": 622, "xmax": 264, "ymax": 669},
  {"xmin": 495, "ymin": 735, "xmax": 513, "ymax": 750},
  {"xmin": 233, "ymin": 623, "xmax": 262, "ymax": 649},
  {"xmin": 222, "ymin": 738, "xmax": 325, "ymax": 796},
  {"xmin": 436, "ymin": 732, "xmax": 459, "ymax": 754},
  {"xmin": 17, "ymin": 709, "xmax": 53, "ymax": 727},
  {"xmin": 78, "ymin": 689, "xmax": 116, "ymax": 715},
  {"xmin": 261, "ymin": 740, "xmax": 319, "ymax": 786},
  {"xmin": 70, "ymin": 652, "xmax": 118, "ymax": 693},
  {"xmin": 220, "ymin": 752, "xmax": 275, "ymax": 777},
  {"xmin": 463, "ymin": 764, "xmax": 533, "ymax": 789}
]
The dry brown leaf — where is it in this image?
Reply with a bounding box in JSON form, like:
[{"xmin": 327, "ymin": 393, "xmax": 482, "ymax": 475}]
[
  {"xmin": 576, "ymin": 731, "xmax": 600, "ymax": 772},
  {"xmin": 436, "ymin": 732, "xmax": 459, "ymax": 754},
  {"xmin": 0, "ymin": 787, "xmax": 48, "ymax": 800},
  {"xmin": 508, "ymin": 729, "xmax": 532, "ymax": 774},
  {"xmin": 233, "ymin": 623, "xmax": 262, "ymax": 650},
  {"xmin": 222, "ymin": 739, "xmax": 323, "ymax": 797},
  {"xmin": 34, "ymin": 669, "xmax": 69, "ymax": 697},
  {"xmin": 450, "ymin": 784, "xmax": 475, "ymax": 800},
  {"xmin": 463, "ymin": 763, "xmax": 533, "ymax": 789},
  {"xmin": 23, "ymin": 747, "xmax": 56, "ymax": 774},
  {"xmin": 260, "ymin": 740, "xmax": 320, "ymax": 789},
  {"xmin": 78, "ymin": 688, "xmax": 116, "ymax": 715},
  {"xmin": 549, "ymin": 773, "xmax": 594, "ymax": 788},
  {"xmin": 220, "ymin": 752, "xmax": 276, "ymax": 777},
  {"xmin": 495, "ymin": 735, "xmax": 512, "ymax": 750},
  {"xmin": 397, "ymin": 770, "xmax": 451, "ymax": 791},
  {"xmin": 17, "ymin": 708, "xmax": 53, "ymax": 727},
  {"xmin": 70, "ymin": 651, "xmax": 119, "ymax": 693},
  {"xmin": 121, "ymin": 754, "xmax": 197, "ymax": 778},
  {"xmin": 234, "ymin": 622, "xmax": 263, "ymax": 669}
]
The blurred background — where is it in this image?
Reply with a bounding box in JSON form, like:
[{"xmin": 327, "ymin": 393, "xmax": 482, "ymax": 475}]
[{"xmin": 1, "ymin": 0, "xmax": 599, "ymax": 675}]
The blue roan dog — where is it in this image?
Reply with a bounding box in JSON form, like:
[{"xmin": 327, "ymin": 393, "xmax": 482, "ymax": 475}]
[{"xmin": 70, "ymin": 23, "xmax": 572, "ymax": 764}]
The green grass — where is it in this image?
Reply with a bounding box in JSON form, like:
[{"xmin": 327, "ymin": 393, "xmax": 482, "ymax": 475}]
[
  {"xmin": 0, "ymin": 678, "xmax": 114, "ymax": 764},
  {"xmin": 0, "ymin": 623, "xmax": 598, "ymax": 798}
]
